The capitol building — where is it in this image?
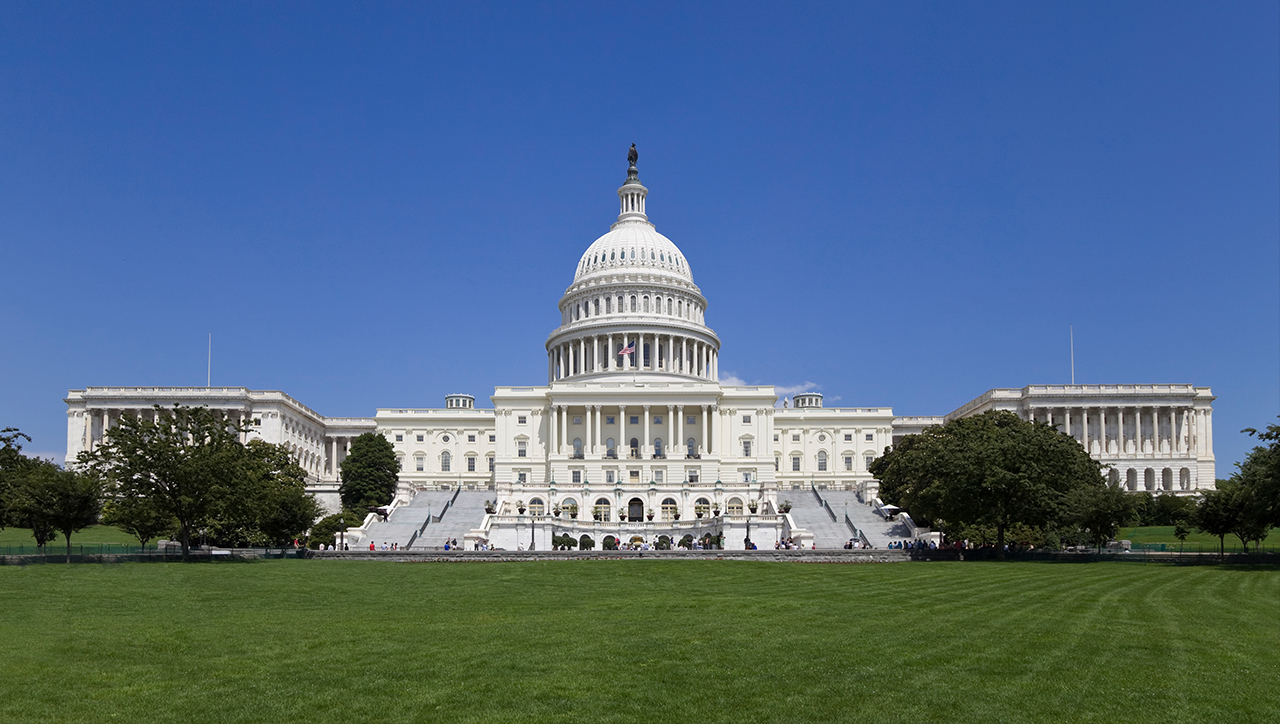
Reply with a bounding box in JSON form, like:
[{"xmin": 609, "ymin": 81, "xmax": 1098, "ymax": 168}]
[{"xmin": 63, "ymin": 151, "xmax": 1218, "ymax": 550}]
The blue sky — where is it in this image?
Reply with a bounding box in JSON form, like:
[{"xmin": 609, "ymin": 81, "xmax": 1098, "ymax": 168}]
[{"xmin": 2, "ymin": 2, "xmax": 1277, "ymax": 471}]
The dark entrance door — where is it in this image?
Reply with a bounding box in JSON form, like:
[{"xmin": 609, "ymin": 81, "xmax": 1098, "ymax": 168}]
[{"xmin": 628, "ymin": 498, "xmax": 644, "ymax": 521}]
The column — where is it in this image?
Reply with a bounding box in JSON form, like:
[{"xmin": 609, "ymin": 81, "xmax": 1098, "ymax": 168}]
[
  {"xmin": 588, "ymin": 405, "xmax": 597, "ymax": 454},
  {"xmin": 1118, "ymin": 408, "xmax": 1127, "ymax": 455},
  {"xmin": 549, "ymin": 405, "xmax": 558, "ymax": 454},
  {"xmin": 712, "ymin": 350, "xmax": 718, "ymax": 381},
  {"xmin": 700, "ymin": 405, "xmax": 708, "ymax": 455},
  {"xmin": 1082, "ymin": 408, "xmax": 1089, "ymax": 452},
  {"xmin": 619, "ymin": 405, "xmax": 627, "ymax": 458},
  {"xmin": 1100, "ymin": 408, "xmax": 1108, "ymax": 455},
  {"xmin": 560, "ymin": 405, "xmax": 568, "ymax": 455},
  {"xmin": 667, "ymin": 405, "xmax": 675, "ymax": 458},
  {"xmin": 676, "ymin": 405, "xmax": 684, "ymax": 459},
  {"xmin": 681, "ymin": 337, "xmax": 687, "ymax": 374},
  {"xmin": 643, "ymin": 405, "xmax": 651, "ymax": 457},
  {"xmin": 607, "ymin": 334, "xmax": 614, "ymax": 371},
  {"xmin": 595, "ymin": 405, "xmax": 603, "ymax": 456},
  {"xmin": 1065, "ymin": 408, "xmax": 1072, "ymax": 441}
]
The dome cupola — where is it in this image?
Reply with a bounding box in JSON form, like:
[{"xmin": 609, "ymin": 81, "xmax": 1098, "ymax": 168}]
[{"xmin": 547, "ymin": 146, "xmax": 721, "ymax": 384}]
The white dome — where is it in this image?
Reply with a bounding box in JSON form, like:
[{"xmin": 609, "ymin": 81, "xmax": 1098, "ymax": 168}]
[{"xmin": 574, "ymin": 223, "xmax": 694, "ymax": 283}]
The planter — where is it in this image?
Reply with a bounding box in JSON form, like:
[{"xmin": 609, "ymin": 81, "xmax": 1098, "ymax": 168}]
[
  {"xmin": 646, "ymin": 513, "xmax": 654, "ymax": 521},
  {"xmin": 570, "ymin": 513, "xmax": 578, "ymax": 519},
  {"xmin": 618, "ymin": 515, "xmax": 627, "ymax": 522},
  {"xmin": 553, "ymin": 510, "xmax": 561, "ymax": 517},
  {"xmin": 517, "ymin": 507, "xmax": 526, "ymax": 515},
  {"xmin": 696, "ymin": 512, "xmax": 704, "ymax": 519},
  {"xmin": 673, "ymin": 513, "xmax": 680, "ymax": 520},
  {"xmin": 748, "ymin": 507, "xmax": 758, "ymax": 514},
  {"xmin": 712, "ymin": 510, "xmax": 721, "ymax": 517}
]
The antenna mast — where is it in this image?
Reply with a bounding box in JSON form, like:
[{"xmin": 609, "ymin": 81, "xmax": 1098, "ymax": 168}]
[
  {"xmin": 1069, "ymin": 324, "xmax": 1075, "ymax": 385},
  {"xmin": 207, "ymin": 333, "xmax": 212, "ymax": 387}
]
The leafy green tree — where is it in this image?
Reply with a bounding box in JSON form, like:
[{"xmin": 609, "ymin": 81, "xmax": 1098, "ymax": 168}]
[
  {"xmin": 0, "ymin": 428, "xmax": 34, "ymax": 529},
  {"xmin": 871, "ymin": 410, "xmax": 1107, "ymax": 554},
  {"xmin": 80, "ymin": 405, "xmax": 249, "ymax": 559},
  {"xmin": 1238, "ymin": 420, "xmax": 1280, "ymax": 530},
  {"xmin": 1173, "ymin": 521, "xmax": 1190, "ymax": 552},
  {"xmin": 339, "ymin": 433, "xmax": 400, "ymax": 510},
  {"xmin": 101, "ymin": 496, "xmax": 175, "ymax": 549},
  {"xmin": 1194, "ymin": 481, "xmax": 1236, "ymax": 555},
  {"xmin": 17, "ymin": 461, "xmax": 103, "ymax": 562},
  {"xmin": 207, "ymin": 440, "xmax": 322, "ymax": 547},
  {"xmin": 1064, "ymin": 482, "xmax": 1137, "ymax": 551}
]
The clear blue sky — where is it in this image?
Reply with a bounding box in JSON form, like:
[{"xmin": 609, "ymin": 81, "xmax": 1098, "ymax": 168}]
[{"xmin": 2, "ymin": 2, "xmax": 1277, "ymax": 471}]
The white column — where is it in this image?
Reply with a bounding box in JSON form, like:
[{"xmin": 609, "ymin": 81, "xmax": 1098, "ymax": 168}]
[
  {"xmin": 643, "ymin": 405, "xmax": 651, "ymax": 457},
  {"xmin": 560, "ymin": 405, "xmax": 568, "ymax": 455},
  {"xmin": 1065, "ymin": 408, "xmax": 1072, "ymax": 441},
  {"xmin": 595, "ymin": 405, "xmax": 603, "ymax": 455},
  {"xmin": 676, "ymin": 405, "xmax": 684, "ymax": 459},
  {"xmin": 700, "ymin": 405, "xmax": 708, "ymax": 455},
  {"xmin": 619, "ymin": 405, "xmax": 627, "ymax": 458},
  {"xmin": 549, "ymin": 405, "xmax": 557, "ymax": 454},
  {"xmin": 1119, "ymin": 408, "xmax": 1127, "ymax": 455},
  {"xmin": 1081, "ymin": 408, "xmax": 1090, "ymax": 452},
  {"xmin": 667, "ymin": 405, "xmax": 675, "ymax": 457},
  {"xmin": 1100, "ymin": 408, "xmax": 1108, "ymax": 455},
  {"xmin": 607, "ymin": 334, "xmax": 614, "ymax": 371}
]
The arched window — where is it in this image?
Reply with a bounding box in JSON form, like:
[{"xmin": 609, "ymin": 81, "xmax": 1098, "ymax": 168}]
[
  {"xmin": 864, "ymin": 454, "xmax": 874, "ymax": 470},
  {"xmin": 687, "ymin": 437, "xmax": 696, "ymax": 457},
  {"xmin": 727, "ymin": 498, "xmax": 743, "ymax": 516},
  {"xmin": 1108, "ymin": 469, "xmax": 1120, "ymax": 486},
  {"xmin": 529, "ymin": 498, "xmax": 545, "ymax": 516},
  {"xmin": 653, "ymin": 438, "xmax": 663, "ymax": 458},
  {"xmin": 572, "ymin": 438, "xmax": 583, "ymax": 458},
  {"xmin": 630, "ymin": 437, "xmax": 640, "ymax": 458},
  {"xmin": 630, "ymin": 295, "xmax": 637, "ymax": 312},
  {"xmin": 594, "ymin": 498, "xmax": 612, "ymax": 522},
  {"xmin": 628, "ymin": 498, "xmax": 644, "ymax": 520},
  {"xmin": 630, "ymin": 248, "xmax": 635, "ymax": 259},
  {"xmin": 441, "ymin": 451, "xmax": 451, "ymax": 472},
  {"xmin": 1162, "ymin": 468, "xmax": 1173, "ymax": 491},
  {"xmin": 1126, "ymin": 468, "xmax": 1137, "ymax": 491},
  {"xmin": 677, "ymin": 300, "xmax": 682, "ymax": 317},
  {"xmin": 661, "ymin": 497, "xmax": 678, "ymax": 520},
  {"xmin": 610, "ymin": 251, "xmax": 615, "ymax": 260},
  {"xmin": 606, "ymin": 297, "xmax": 612, "ymax": 314},
  {"xmin": 1180, "ymin": 467, "xmax": 1192, "ymax": 490},
  {"xmin": 1144, "ymin": 468, "xmax": 1155, "ymax": 491},
  {"xmin": 643, "ymin": 296, "xmax": 650, "ymax": 312},
  {"xmin": 817, "ymin": 451, "xmax": 828, "ymax": 471},
  {"xmin": 606, "ymin": 437, "xmax": 616, "ymax": 458},
  {"xmin": 695, "ymin": 497, "xmax": 711, "ymax": 516}
]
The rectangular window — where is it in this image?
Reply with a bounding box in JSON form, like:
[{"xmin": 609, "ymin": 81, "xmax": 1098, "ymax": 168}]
[
  {"xmin": 865, "ymin": 433, "xmax": 873, "ymax": 441},
  {"xmin": 415, "ymin": 456, "xmax": 424, "ymax": 472},
  {"xmin": 489, "ymin": 435, "xmax": 496, "ymax": 442},
  {"xmin": 654, "ymin": 416, "xmax": 662, "ymax": 425},
  {"xmin": 865, "ymin": 456, "xmax": 874, "ymax": 470},
  {"xmin": 630, "ymin": 416, "xmax": 639, "ymax": 425},
  {"xmin": 441, "ymin": 456, "xmax": 450, "ymax": 472},
  {"xmin": 818, "ymin": 457, "xmax": 827, "ymax": 472},
  {"xmin": 629, "ymin": 470, "xmax": 640, "ymax": 481},
  {"xmin": 488, "ymin": 457, "xmax": 495, "ymax": 472},
  {"xmin": 773, "ymin": 434, "xmax": 778, "ymax": 442},
  {"xmin": 687, "ymin": 416, "xmax": 695, "ymax": 425},
  {"xmin": 655, "ymin": 470, "xmax": 664, "ymax": 482},
  {"xmin": 792, "ymin": 456, "xmax": 800, "ymax": 472},
  {"xmin": 517, "ymin": 441, "xmax": 527, "ymax": 458},
  {"xmin": 742, "ymin": 440, "xmax": 752, "ymax": 456},
  {"xmin": 606, "ymin": 470, "xmax": 615, "ymax": 484},
  {"xmin": 468, "ymin": 434, "xmax": 475, "ymax": 443},
  {"xmin": 791, "ymin": 434, "xmax": 799, "ymax": 442},
  {"xmin": 606, "ymin": 416, "xmax": 615, "ymax": 425},
  {"xmin": 518, "ymin": 416, "xmax": 527, "ymax": 425},
  {"xmin": 417, "ymin": 434, "xmax": 424, "ymax": 442},
  {"xmin": 845, "ymin": 456, "xmax": 853, "ymax": 471},
  {"xmin": 688, "ymin": 470, "xmax": 699, "ymax": 483},
  {"xmin": 743, "ymin": 415, "xmax": 752, "ymax": 424},
  {"xmin": 395, "ymin": 434, "xmax": 403, "ymax": 442},
  {"xmin": 467, "ymin": 456, "xmax": 476, "ymax": 472},
  {"xmin": 742, "ymin": 472, "xmax": 752, "ymax": 483},
  {"xmin": 572, "ymin": 470, "xmax": 581, "ymax": 483},
  {"xmin": 573, "ymin": 416, "xmax": 582, "ymax": 425},
  {"xmin": 844, "ymin": 434, "xmax": 852, "ymax": 441},
  {"xmin": 518, "ymin": 472, "xmax": 527, "ymax": 484}
]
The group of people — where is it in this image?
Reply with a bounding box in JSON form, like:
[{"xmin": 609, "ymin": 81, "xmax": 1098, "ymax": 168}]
[
  {"xmin": 370, "ymin": 541, "xmax": 401, "ymax": 550},
  {"xmin": 441, "ymin": 538, "xmax": 460, "ymax": 550},
  {"xmin": 775, "ymin": 537, "xmax": 815, "ymax": 550},
  {"xmin": 315, "ymin": 543, "xmax": 349, "ymax": 551},
  {"xmin": 888, "ymin": 539, "xmax": 937, "ymax": 550},
  {"xmin": 843, "ymin": 538, "xmax": 869, "ymax": 549}
]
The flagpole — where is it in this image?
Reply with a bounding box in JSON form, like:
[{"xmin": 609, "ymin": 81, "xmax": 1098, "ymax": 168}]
[
  {"xmin": 1069, "ymin": 324, "xmax": 1074, "ymax": 385},
  {"xmin": 207, "ymin": 333, "xmax": 212, "ymax": 388}
]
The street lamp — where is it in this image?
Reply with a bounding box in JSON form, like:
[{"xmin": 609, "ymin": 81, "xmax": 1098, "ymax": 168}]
[{"xmin": 339, "ymin": 516, "xmax": 345, "ymax": 551}]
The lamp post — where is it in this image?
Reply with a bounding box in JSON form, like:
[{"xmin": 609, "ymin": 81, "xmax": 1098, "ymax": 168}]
[{"xmin": 339, "ymin": 516, "xmax": 345, "ymax": 551}]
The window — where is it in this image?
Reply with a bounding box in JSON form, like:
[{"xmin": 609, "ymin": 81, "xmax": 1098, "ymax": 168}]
[
  {"xmin": 630, "ymin": 296, "xmax": 637, "ymax": 312},
  {"xmin": 442, "ymin": 435, "xmax": 450, "ymax": 443},
  {"xmin": 742, "ymin": 440, "xmax": 752, "ymax": 456},
  {"xmin": 687, "ymin": 416, "xmax": 695, "ymax": 425},
  {"xmin": 606, "ymin": 416, "xmax": 615, "ymax": 425},
  {"xmin": 467, "ymin": 456, "xmax": 476, "ymax": 472},
  {"xmin": 792, "ymin": 456, "xmax": 800, "ymax": 472},
  {"xmin": 742, "ymin": 472, "xmax": 753, "ymax": 483},
  {"xmin": 417, "ymin": 434, "xmax": 424, "ymax": 442},
  {"xmin": 468, "ymin": 434, "xmax": 475, "ymax": 443},
  {"xmin": 773, "ymin": 434, "xmax": 778, "ymax": 442},
  {"xmin": 865, "ymin": 433, "xmax": 873, "ymax": 441},
  {"xmin": 774, "ymin": 457, "xmax": 779, "ymax": 471},
  {"xmin": 653, "ymin": 416, "xmax": 662, "ymax": 425},
  {"xmin": 415, "ymin": 455, "xmax": 424, "ymax": 472},
  {"xmin": 572, "ymin": 470, "xmax": 581, "ymax": 483},
  {"xmin": 572, "ymin": 438, "xmax": 583, "ymax": 457},
  {"xmin": 518, "ymin": 472, "xmax": 527, "ymax": 484},
  {"xmin": 743, "ymin": 415, "xmax": 752, "ymax": 424},
  {"xmin": 489, "ymin": 435, "xmax": 496, "ymax": 442},
  {"xmin": 653, "ymin": 438, "xmax": 663, "ymax": 457},
  {"xmin": 395, "ymin": 434, "xmax": 403, "ymax": 442},
  {"xmin": 529, "ymin": 498, "xmax": 545, "ymax": 516},
  {"xmin": 655, "ymin": 470, "xmax": 664, "ymax": 482},
  {"xmin": 845, "ymin": 456, "xmax": 853, "ymax": 471},
  {"xmin": 865, "ymin": 455, "xmax": 874, "ymax": 470},
  {"xmin": 688, "ymin": 470, "xmax": 699, "ymax": 483},
  {"xmin": 441, "ymin": 451, "xmax": 451, "ymax": 472},
  {"xmin": 488, "ymin": 456, "xmax": 495, "ymax": 472},
  {"xmin": 517, "ymin": 441, "xmax": 527, "ymax": 458},
  {"xmin": 817, "ymin": 451, "xmax": 827, "ymax": 471},
  {"xmin": 518, "ymin": 416, "xmax": 527, "ymax": 425},
  {"xmin": 687, "ymin": 437, "xmax": 696, "ymax": 456},
  {"xmin": 727, "ymin": 498, "xmax": 743, "ymax": 516},
  {"xmin": 630, "ymin": 416, "xmax": 639, "ymax": 425},
  {"xmin": 573, "ymin": 416, "xmax": 582, "ymax": 425},
  {"xmin": 606, "ymin": 297, "xmax": 612, "ymax": 313},
  {"xmin": 791, "ymin": 434, "xmax": 799, "ymax": 442},
  {"xmin": 662, "ymin": 498, "xmax": 678, "ymax": 520},
  {"xmin": 606, "ymin": 470, "xmax": 615, "ymax": 484},
  {"xmin": 844, "ymin": 434, "xmax": 852, "ymax": 441}
]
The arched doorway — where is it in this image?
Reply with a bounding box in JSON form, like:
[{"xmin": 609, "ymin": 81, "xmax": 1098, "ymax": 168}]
[
  {"xmin": 603, "ymin": 535, "xmax": 618, "ymax": 550},
  {"xmin": 628, "ymin": 498, "xmax": 644, "ymax": 521},
  {"xmin": 630, "ymin": 438, "xmax": 640, "ymax": 458},
  {"xmin": 578, "ymin": 534, "xmax": 595, "ymax": 550},
  {"xmin": 678, "ymin": 534, "xmax": 694, "ymax": 549}
]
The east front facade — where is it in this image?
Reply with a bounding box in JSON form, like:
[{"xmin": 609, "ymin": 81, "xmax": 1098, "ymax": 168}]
[{"xmin": 64, "ymin": 151, "xmax": 1217, "ymax": 550}]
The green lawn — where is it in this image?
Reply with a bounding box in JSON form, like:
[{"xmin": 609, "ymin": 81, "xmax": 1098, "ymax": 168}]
[
  {"xmin": 1118, "ymin": 525, "xmax": 1278, "ymax": 551},
  {"xmin": 0, "ymin": 560, "xmax": 1275, "ymax": 724}
]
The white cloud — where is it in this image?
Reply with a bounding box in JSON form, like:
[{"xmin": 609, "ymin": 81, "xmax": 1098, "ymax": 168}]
[
  {"xmin": 774, "ymin": 381, "xmax": 819, "ymax": 396},
  {"xmin": 720, "ymin": 373, "xmax": 747, "ymax": 386}
]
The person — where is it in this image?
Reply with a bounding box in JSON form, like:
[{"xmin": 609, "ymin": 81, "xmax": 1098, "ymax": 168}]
[{"xmin": 369, "ymin": 541, "xmax": 375, "ymax": 551}]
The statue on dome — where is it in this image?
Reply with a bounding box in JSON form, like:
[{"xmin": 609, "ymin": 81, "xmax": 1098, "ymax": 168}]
[{"xmin": 627, "ymin": 143, "xmax": 638, "ymax": 167}]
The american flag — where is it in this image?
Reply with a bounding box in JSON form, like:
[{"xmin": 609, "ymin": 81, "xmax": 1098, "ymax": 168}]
[{"xmin": 619, "ymin": 342, "xmax": 635, "ymax": 355}]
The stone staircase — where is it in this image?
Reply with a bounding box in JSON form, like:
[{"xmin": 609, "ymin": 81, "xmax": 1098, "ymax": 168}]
[
  {"xmin": 409, "ymin": 491, "xmax": 490, "ymax": 550},
  {"xmin": 787, "ymin": 488, "xmax": 909, "ymax": 548},
  {"xmin": 360, "ymin": 488, "xmax": 459, "ymax": 549}
]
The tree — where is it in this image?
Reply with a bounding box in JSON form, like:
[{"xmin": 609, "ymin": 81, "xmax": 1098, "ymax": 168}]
[
  {"xmin": 80, "ymin": 405, "xmax": 249, "ymax": 560},
  {"xmin": 1193, "ymin": 481, "xmax": 1236, "ymax": 555},
  {"xmin": 101, "ymin": 495, "xmax": 175, "ymax": 549},
  {"xmin": 0, "ymin": 428, "xmax": 34, "ymax": 529},
  {"xmin": 207, "ymin": 440, "xmax": 321, "ymax": 547},
  {"xmin": 871, "ymin": 410, "xmax": 1108, "ymax": 555},
  {"xmin": 339, "ymin": 433, "xmax": 400, "ymax": 511},
  {"xmin": 1173, "ymin": 521, "xmax": 1190, "ymax": 552},
  {"xmin": 1064, "ymin": 482, "xmax": 1137, "ymax": 551},
  {"xmin": 16, "ymin": 461, "xmax": 103, "ymax": 562},
  {"xmin": 1238, "ymin": 420, "xmax": 1280, "ymax": 530}
]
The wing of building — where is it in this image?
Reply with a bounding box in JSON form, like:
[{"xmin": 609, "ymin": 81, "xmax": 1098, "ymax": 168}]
[{"xmin": 64, "ymin": 151, "xmax": 1216, "ymax": 550}]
